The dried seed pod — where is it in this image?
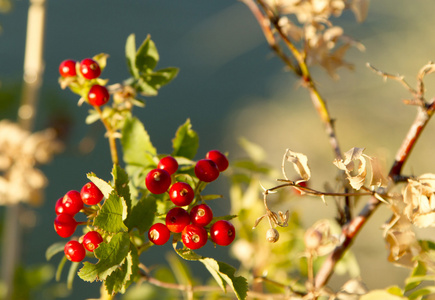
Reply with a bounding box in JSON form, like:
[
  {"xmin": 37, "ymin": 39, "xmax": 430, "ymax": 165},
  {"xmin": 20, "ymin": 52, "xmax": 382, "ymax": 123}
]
[
  {"xmin": 304, "ymin": 228, "xmax": 322, "ymax": 250},
  {"xmin": 266, "ymin": 228, "xmax": 280, "ymax": 243}
]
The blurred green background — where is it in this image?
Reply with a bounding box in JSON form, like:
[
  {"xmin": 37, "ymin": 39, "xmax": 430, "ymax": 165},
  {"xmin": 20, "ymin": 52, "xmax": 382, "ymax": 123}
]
[{"xmin": 1, "ymin": 0, "xmax": 435, "ymax": 299}]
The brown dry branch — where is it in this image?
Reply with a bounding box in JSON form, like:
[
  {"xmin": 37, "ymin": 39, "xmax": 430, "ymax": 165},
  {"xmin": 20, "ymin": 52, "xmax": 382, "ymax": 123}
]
[{"xmin": 138, "ymin": 263, "xmax": 297, "ymax": 300}]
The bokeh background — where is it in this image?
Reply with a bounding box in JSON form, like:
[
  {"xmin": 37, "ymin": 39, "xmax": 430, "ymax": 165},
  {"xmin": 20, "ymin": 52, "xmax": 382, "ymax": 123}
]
[{"xmin": 1, "ymin": 0, "xmax": 435, "ymax": 299}]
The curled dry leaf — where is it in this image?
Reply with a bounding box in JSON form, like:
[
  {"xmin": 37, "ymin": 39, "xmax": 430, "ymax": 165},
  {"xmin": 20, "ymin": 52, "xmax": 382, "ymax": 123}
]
[
  {"xmin": 403, "ymin": 173, "xmax": 435, "ymax": 228},
  {"xmin": 333, "ymin": 147, "xmax": 367, "ymax": 190},
  {"xmin": 282, "ymin": 149, "xmax": 311, "ymax": 182},
  {"xmin": 333, "ymin": 147, "xmax": 389, "ymax": 191},
  {"xmin": 383, "ymin": 212, "xmax": 421, "ymax": 268}
]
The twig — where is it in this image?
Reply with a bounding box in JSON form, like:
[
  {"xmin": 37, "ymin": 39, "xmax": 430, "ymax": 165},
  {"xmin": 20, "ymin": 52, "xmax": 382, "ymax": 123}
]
[
  {"xmin": 139, "ymin": 265, "xmax": 293, "ymax": 299},
  {"xmin": 367, "ymin": 63, "xmax": 417, "ymax": 95}
]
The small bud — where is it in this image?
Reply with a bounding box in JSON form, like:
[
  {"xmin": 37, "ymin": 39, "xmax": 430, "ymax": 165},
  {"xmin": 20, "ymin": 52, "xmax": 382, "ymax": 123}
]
[
  {"xmin": 304, "ymin": 228, "xmax": 322, "ymax": 250},
  {"xmin": 266, "ymin": 228, "xmax": 280, "ymax": 243}
]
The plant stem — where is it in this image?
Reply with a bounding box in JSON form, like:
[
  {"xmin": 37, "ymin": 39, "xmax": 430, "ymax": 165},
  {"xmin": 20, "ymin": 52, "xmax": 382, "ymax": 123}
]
[
  {"xmin": 243, "ymin": 0, "xmax": 343, "ymax": 160},
  {"xmin": 314, "ymin": 98, "xmax": 435, "ymax": 288},
  {"xmin": 1, "ymin": 0, "xmax": 46, "ymax": 299},
  {"xmin": 93, "ymin": 106, "xmax": 119, "ymax": 165}
]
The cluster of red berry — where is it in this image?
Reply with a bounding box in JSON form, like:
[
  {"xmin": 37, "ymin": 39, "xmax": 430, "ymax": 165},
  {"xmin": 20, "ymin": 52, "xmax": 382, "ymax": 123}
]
[
  {"xmin": 59, "ymin": 58, "xmax": 110, "ymax": 107},
  {"xmin": 147, "ymin": 150, "xmax": 236, "ymax": 250},
  {"xmin": 53, "ymin": 182, "xmax": 105, "ymax": 262}
]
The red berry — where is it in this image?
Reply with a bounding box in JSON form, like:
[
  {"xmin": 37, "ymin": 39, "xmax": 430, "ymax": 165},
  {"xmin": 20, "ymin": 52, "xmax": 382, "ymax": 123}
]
[
  {"xmin": 80, "ymin": 182, "xmax": 104, "ymax": 205},
  {"xmin": 88, "ymin": 85, "xmax": 110, "ymax": 106},
  {"xmin": 148, "ymin": 223, "xmax": 171, "ymax": 245},
  {"xmin": 181, "ymin": 224, "xmax": 208, "ymax": 250},
  {"xmin": 61, "ymin": 190, "xmax": 83, "ymax": 215},
  {"xmin": 82, "ymin": 231, "xmax": 104, "ymax": 252},
  {"xmin": 210, "ymin": 220, "xmax": 235, "ymax": 246},
  {"xmin": 64, "ymin": 240, "xmax": 86, "ymax": 262},
  {"xmin": 55, "ymin": 197, "xmax": 65, "ymax": 215},
  {"xmin": 54, "ymin": 214, "xmax": 78, "ymax": 238},
  {"xmin": 165, "ymin": 207, "xmax": 190, "ymax": 233},
  {"xmin": 79, "ymin": 58, "xmax": 101, "ymax": 79},
  {"xmin": 157, "ymin": 156, "xmax": 178, "ymax": 175},
  {"xmin": 59, "ymin": 59, "xmax": 77, "ymax": 77},
  {"xmin": 190, "ymin": 204, "xmax": 213, "ymax": 227},
  {"xmin": 206, "ymin": 150, "xmax": 229, "ymax": 172},
  {"xmin": 194, "ymin": 159, "xmax": 219, "ymax": 183},
  {"xmin": 169, "ymin": 182, "xmax": 194, "ymax": 206},
  {"xmin": 146, "ymin": 169, "xmax": 171, "ymax": 194}
]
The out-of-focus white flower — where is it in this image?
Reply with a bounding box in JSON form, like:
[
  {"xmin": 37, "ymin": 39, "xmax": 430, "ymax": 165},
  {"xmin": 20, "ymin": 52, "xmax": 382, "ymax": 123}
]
[{"xmin": 0, "ymin": 120, "xmax": 63, "ymax": 206}]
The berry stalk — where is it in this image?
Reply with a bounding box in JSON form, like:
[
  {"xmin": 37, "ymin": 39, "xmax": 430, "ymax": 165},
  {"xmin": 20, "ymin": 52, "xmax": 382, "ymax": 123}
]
[{"xmin": 93, "ymin": 105, "xmax": 119, "ymax": 165}]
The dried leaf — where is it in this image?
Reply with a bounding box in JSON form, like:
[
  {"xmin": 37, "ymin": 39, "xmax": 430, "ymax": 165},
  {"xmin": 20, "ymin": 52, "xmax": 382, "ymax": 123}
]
[
  {"xmin": 253, "ymin": 215, "xmax": 266, "ymax": 229},
  {"xmin": 333, "ymin": 147, "xmax": 367, "ymax": 190},
  {"xmin": 403, "ymin": 174, "xmax": 435, "ymax": 228},
  {"xmin": 283, "ymin": 149, "xmax": 311, "ymax": 181},
  {"xmin": 368, "ymin": 156, "xmax": 389, "ymax": 188},
  {"xmin": 383, "ymin": 214, "xmax": 421, "ymax": 268}
]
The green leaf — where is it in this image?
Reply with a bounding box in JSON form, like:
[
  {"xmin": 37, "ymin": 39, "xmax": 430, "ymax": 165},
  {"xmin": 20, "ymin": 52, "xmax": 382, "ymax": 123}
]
[
  {"xmin": 121, "ymin": 116, "xmax": 156, "ymax": 167},
  {"xmin": 238, "ymin": 137, "xmax": 266, "ymax": 163},
  {"xmin": 46, "ymin": 241, "xmax": 66, "ymax": 261},
  {"xmin": 135, "ymin": 77, "xmax": 159, "ymax": 96},
  {"xmin": 172, "ymin": 119, "xmax": 199, "ymax": 160},
  {"xmin": 125, "ymin": 33, "xmax": 139, "ymax": 78},
  {"xmin": 135, "ymin": 35, "xmax": 159, "ymax": 73},
  {"xmin": 67, "ymin": 262, "xmax": 80, "ymax": 289},
  {"xmin": 419, "ymin": 240, "xmax": 435, "ymax": 252},
  {"xmin": 147, "ymin": 67, "xmax": 179, "ymax": 89},
  {"xmin": 94, "ymin": 191, "xmax": 128, "ymax": 233},
  {"xmin": 386, "ymin": 286, "xmax": 403, "ymax": 297},
  {"xmin": 78, "ymin": 232, "xmax": 131, "ymax": 282},
  {"xmin": 201, "ymin": 194, "xmax": 223, "ymax": 201},
  {"xmin": 201, "ymin": 258, "xmax": 247, "ymax": 300},
  {"xmin": 92, "ymin": 53, "xmax": 109, "ymax": 72},
  {"xmin": 408, "ymin": 286, "xmax": 435, "ymax": 300},
  {"xmin": 87, "ymin": 172, "xmax": 114, "ymax": 199},
  {"xmin": 85, "ymin": 109, "xmax": 100, "ymax": 124},
  {"xmin": 56, "ymin": 256, "xmax": 68, "ymax": 282},
  {"xmin": 174, "ymin": 247, "xmax": 248, "ymax": 300},
  {"xmin": 105, "ymin": 245, "xmax": 139, "ymax": 295},
  {"xmin": 126, "ymin": 194, "xmax": 157, "ymax": 233},
  {"xmin": 112, "ymin": 164, "xmax": 132, "ymax": 214},
  {"xmin": 405, "ymin": 261, "xmax": 427, "ymax": 292}
]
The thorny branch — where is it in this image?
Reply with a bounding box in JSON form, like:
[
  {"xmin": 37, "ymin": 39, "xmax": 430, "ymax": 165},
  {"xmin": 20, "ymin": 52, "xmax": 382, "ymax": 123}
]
[
  {"xmin": 243, "ymin": 0, "xmax": 435, "ymax": 293},
  {"xmin": 241, "ymin": 0, "xmax": 343, "ymax": 161},
  {"xmin": 314, "ymin": 74, "xmax": 435, "ymax": 289}
]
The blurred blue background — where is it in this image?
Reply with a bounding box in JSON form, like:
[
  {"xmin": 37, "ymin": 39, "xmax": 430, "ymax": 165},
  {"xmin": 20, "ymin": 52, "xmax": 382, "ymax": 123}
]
[{"xmin": 1, "ymin": 0, "xmax": 435, "ymax": 299}]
